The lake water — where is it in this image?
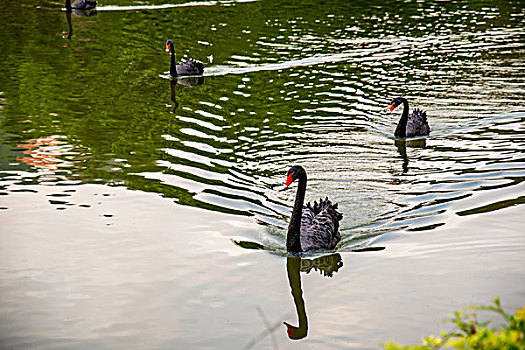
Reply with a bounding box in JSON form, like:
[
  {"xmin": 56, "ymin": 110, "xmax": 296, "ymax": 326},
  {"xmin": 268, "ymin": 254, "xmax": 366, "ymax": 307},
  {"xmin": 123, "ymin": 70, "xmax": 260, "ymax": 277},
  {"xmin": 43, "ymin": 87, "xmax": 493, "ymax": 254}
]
[{"xmin": 1, "ymin": 0, "xmax": 524, "ymax": 348}]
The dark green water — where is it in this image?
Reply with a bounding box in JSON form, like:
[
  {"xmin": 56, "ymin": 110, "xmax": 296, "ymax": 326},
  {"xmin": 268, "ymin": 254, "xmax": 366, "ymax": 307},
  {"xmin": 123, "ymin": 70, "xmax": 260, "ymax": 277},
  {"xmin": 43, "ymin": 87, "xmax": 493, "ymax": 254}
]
[{"xmin": 1, "ymin": 0, "xmax": 524, "ymax": 348}]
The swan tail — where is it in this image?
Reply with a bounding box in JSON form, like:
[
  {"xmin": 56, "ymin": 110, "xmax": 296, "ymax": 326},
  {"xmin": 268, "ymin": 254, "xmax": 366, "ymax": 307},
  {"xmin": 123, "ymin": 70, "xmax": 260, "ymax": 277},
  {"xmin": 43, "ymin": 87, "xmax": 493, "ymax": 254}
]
[
  {"xmin": 407, "ymin": 108, "xmax": 430, "ymax": 136},
  {"xmin": 322, "ymin": 197, "xmax": 343, "ymax": 221},
  {"xmin": 194, "ymin": 60, "xmax": 204, "ymax": 73},
  {"xmin": 413, "ymin": 108, "xmax": 428, "ymax": 122},
  {"xmin": 301, "ymin": 197, "xmax": 342, "ymax": 251},
  {"xmin": 305, "ymin": 197, "xmax": 343, "ymax": 222}
]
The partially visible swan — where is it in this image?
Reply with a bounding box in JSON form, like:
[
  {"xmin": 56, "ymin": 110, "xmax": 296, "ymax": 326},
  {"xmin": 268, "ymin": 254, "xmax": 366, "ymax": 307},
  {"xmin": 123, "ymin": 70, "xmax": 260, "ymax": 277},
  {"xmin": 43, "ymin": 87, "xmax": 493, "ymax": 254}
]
[
  {"xmin": 283, "ymin": 165, "xmax": 342, "ymax": 253},
  {"xmin": 165, "ymin": 39, "xmax": 204, "ymax": 77},
  {"xmin": 65, "ymin": 0, "xmax": 97, "ymax": 10},
  {"xmin": 390, "ymin": 97, "xmax": 430, "ymax": 138}
]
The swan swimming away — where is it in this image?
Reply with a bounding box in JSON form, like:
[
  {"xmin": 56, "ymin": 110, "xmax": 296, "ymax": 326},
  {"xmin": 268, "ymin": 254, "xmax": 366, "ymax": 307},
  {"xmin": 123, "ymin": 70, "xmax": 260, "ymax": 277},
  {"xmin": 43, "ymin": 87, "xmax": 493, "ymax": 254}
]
[
  {"xmin": 165, "ymin": 39, "xmax": 204, "ymax": 77},
  {"xmin": 390, "ymin": 97, "xmax": 430, "ymax": 138},
  {"xmin": 283, "ymin": 165, "xmax": 342, "ymax": 253}
]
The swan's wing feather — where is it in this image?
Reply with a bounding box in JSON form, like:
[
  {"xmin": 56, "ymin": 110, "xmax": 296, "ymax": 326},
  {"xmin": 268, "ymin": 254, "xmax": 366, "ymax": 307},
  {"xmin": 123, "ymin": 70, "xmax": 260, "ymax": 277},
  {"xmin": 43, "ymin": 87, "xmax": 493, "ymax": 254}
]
[
  {"xmin": 72, "ymin": 0, "xmax": 96, "ymax": 9},
  {"xmin": 176, "ymin": 59, "xmax": 204, "ymax": 76},
  {"xmin": 406, "ymin": 108, "xmax": 430, "ymax": 136},
  {"xmin": 300, "ymin": 197, "xmax": 342, "ymax": 251},
  {"xmin": 300, "ymin": 203, "xmax": 316, "ymax": 228}
]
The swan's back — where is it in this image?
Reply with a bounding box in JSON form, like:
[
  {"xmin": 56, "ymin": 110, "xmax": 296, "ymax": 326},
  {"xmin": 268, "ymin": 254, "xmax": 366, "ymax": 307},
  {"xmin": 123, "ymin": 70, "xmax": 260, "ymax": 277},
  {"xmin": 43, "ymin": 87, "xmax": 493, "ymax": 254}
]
[
  {"xmin": 300, "ymin": 197, "xmax": 342, "ymax": 251},
  {"xmin": 406, "ymin": 108, "xmax": 430, "ymax": 137},
  {"xmin": 71, "ymin": 0, "xmax": 96, "ymax": 9},
  {"xmin": 176, "ymin": 59, "xmax": 204, "ymax": 76}
]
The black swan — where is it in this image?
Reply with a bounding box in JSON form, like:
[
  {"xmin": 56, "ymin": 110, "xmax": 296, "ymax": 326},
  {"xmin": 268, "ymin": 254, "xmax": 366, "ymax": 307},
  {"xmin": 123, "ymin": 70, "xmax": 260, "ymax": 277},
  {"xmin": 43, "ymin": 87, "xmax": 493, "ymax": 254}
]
[
  {"xmin": 283, "ymin": 165, "xmax": 342, "ymax": 253},
  {"xmin": 390, "ymin": 97, "xmax": 430, "ymax": 138},
  {"xmin": 65, "ymin": 0, "xmax": 97, "ymax": 10},
  {"xmin": 165, "ymin": 40, "xmax": 204, "ymax": 77}
]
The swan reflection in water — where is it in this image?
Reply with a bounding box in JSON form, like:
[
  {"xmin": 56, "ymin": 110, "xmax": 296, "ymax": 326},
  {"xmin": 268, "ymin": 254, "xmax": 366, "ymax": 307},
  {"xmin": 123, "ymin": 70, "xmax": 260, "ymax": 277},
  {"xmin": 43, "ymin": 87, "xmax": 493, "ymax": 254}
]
[
  {"xmin": 284, "ymin": 254, "xmax": 343, "ymax": 340},
  {"xmin": 169, "ymin": 76, "xmax": 204, "ymax": 113},
  {"xmin": 237, "ymin": 240, "xmax": 385, "ymax": 347},
  {"xmin": 243, "ymin": 253, "xmax": 344, "ymax": 348},
  {"xmin": 63, "ymin": 10, "xmax": 73, "ymax": 39},
  {"xmin": 63, "ymin": 1, "xmax": 97, "ymax": 40},
  {"xmin": 395, "ymin": 138, "xmax": 427, "ymax": 174}
]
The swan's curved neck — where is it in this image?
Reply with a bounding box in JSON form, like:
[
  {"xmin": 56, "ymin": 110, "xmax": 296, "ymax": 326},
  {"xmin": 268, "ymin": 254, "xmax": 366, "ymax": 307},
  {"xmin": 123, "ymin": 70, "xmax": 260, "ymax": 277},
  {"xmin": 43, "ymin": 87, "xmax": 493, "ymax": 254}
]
[
  {"xmin": 394, "ymin": 98, "xmax": 409, "ymax": 138},
  {"xmin": 169, "ymin": 43, "xmax": 178, "ymax": 77},
  {"xmin": 287, "ymin": 174, "xmax": 306, "ymax": 252}
]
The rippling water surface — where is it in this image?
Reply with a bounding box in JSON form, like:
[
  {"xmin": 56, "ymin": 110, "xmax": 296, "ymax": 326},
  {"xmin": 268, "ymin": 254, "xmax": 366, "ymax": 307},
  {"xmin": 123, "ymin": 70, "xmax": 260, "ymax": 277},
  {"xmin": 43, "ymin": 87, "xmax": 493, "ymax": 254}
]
[{"xmin": 1, "ymin": 0, "xmax": 524, "ymax": 348}]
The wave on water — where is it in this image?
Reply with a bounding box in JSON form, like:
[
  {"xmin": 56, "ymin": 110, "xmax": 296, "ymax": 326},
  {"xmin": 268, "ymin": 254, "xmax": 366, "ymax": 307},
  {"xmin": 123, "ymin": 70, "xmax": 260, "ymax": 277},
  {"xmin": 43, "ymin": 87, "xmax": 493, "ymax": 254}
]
[
  {"xmin": 203, "ymin": 52, "xmax": 360, "ymax": 76},
  {"xmin": 176, "ymin": 26, "xmax": 524, "ymax": 80},
  {"xmin": 62, "ymin": 0, "xmax": 258, "ymax": 12}
]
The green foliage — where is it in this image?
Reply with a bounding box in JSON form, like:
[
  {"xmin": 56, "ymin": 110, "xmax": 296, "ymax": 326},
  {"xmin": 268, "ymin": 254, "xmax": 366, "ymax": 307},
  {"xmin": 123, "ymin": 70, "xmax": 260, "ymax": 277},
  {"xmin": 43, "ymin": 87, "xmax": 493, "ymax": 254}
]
[{"xmin": 383, "ymin": 298, "xmax": 525, "ymax": 350}]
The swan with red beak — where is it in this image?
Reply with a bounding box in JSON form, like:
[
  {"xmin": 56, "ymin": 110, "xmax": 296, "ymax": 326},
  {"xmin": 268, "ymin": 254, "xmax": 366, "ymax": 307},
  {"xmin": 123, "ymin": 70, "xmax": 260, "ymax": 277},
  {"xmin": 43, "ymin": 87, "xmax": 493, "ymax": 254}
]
[
  {"xmin": 165, "ymin": 39, "xmax": 204, "ymax": 77},
  {"xmin": 282, "ymin": 165, "xmax": 342, "ymax": 253},
  {"xmin": 389, "ymin": 96, "xmax": 430, "ymax": 138}
]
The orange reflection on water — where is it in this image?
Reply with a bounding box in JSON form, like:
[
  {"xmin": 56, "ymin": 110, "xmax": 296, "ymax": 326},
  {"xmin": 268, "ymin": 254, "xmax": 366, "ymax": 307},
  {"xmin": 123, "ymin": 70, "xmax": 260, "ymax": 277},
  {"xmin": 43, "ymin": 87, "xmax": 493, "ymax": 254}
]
[{"xmin": 17, "ymin": 135, "xmax": 66, "ymax": 171}]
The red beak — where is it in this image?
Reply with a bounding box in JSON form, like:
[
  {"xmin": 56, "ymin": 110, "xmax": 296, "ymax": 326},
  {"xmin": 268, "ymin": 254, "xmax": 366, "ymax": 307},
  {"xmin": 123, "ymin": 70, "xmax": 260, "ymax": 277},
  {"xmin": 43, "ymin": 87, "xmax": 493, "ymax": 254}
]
[
  {"xmin": 165, "ymin": 43, "xmax": 170, "ymax": 53},
  {"xmin": 390, "ymin": 103, "xmax": 395, "ymax": 113},
  {"xmin": 283, "ymin": 173, "xmax": 294, "ymax": 190},
  {"xmin": 284, "ymin": 323, "xmax": 294, "ymax": 337}
]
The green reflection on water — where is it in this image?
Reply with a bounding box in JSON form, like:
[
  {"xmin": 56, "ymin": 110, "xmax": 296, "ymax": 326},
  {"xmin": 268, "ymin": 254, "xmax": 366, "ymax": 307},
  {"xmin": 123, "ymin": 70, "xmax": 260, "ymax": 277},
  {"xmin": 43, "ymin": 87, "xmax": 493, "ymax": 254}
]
[{"xmin": 1, "ymin": 0, "xmax": 524, "ymax": 220}]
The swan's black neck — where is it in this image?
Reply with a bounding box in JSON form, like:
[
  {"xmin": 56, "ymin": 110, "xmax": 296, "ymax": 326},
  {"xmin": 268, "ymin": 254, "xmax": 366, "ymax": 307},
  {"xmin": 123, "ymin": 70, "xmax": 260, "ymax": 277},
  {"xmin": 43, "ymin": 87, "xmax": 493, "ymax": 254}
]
[
  {"xmin": 287, "ymin": 174, "xmax": 306, "ymax": 252},
  {"xmin": 394, "ymin": 98, "xmax": 409, "ymax": 138},
  {"xmin": 65, "ymin": 0, "xmax": 72, "ymax": 10},
  {"xmin": 168, "ymin": 41, "xmax": 178, "ymax": 77}
]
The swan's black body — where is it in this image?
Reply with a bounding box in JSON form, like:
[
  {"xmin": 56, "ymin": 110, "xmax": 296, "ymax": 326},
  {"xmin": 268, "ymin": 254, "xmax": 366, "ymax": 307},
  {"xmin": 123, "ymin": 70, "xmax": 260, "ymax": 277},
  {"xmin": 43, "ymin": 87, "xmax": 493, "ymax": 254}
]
[
  {"xmin": 165, "ymin": 39, "xmax": 204, "ymax": 77},
  {"xmin": 390, "ymin": 97, "xmax": 430, "ymax": 138},
  {"xmin": 65, "ymin": 0, "xmax": 97, "ymax": 10},
  {"xmin": 284, "ymin": 165, "xmax": 342, "ymax": 253}
]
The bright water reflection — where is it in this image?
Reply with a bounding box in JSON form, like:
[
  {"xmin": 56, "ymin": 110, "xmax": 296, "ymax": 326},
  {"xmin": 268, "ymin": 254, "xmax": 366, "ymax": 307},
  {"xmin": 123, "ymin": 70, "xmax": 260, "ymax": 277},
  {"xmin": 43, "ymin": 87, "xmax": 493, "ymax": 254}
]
[{"xmin": 0, "ymin": 0, "xmax": 524, "ymax": 348}]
